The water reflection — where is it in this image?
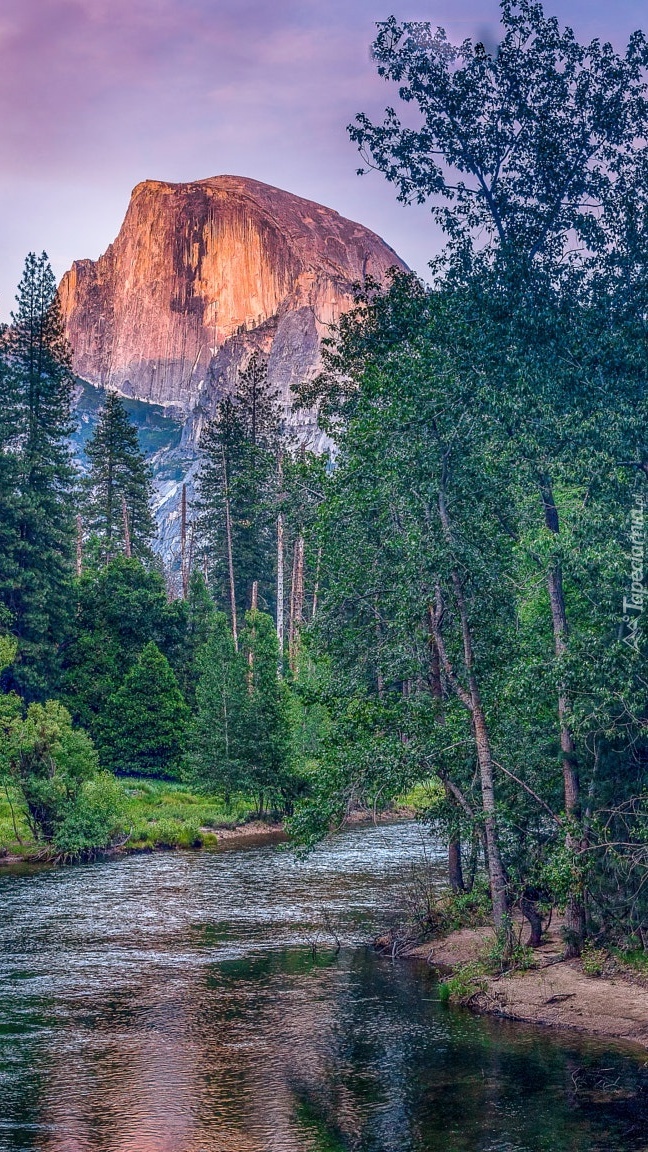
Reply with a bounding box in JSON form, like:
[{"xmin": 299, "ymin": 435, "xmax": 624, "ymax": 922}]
[{"xmin": 0, "ymin": 823, "xmax": 647, "ymax": 1151}]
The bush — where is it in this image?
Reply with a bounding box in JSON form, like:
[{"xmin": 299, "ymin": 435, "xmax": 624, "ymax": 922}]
[
  {"xmin": 438, "ymin": 963, "xmax": 488, "ymax": 1005},
  {"xmin": 54, "ymin": 773, "xmax": 125, "ymax": 856},
  {"xmin": 8, "ymin": 700, "xmax": 125, "ymax": 856}
]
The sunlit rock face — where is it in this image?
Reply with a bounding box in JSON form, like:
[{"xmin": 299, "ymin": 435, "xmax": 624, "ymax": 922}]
[
  {"xmin": 59, "ymin": 175, "xmax": 406, "ymax": 433},
  {"xmin": 61, "ymin": 175, "xmax": 407, "ymax": 566}
]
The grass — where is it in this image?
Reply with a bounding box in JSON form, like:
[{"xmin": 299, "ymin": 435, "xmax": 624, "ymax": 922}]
[
  {"xmin": 121, "ymin": 777, "xmax": 258, "ymax": 851},
  {"xmin": 0, "ymin": 777, "xmax": 261, "ymax": 860},
  {"xmin": 0, "ymin": 784, "xmax": 32, "ymax": 856}
]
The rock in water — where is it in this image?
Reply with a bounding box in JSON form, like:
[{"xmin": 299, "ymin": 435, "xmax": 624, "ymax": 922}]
[{"xmin": 60, "ymin": 176, "xmax": 407, "ymax": 566}]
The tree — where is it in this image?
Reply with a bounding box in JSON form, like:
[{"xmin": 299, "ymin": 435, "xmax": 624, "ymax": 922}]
[
  {"xmin": 0, "ymin": 332, "xmax": 21, "ymax": 630},
  {"xmin": 349, "ymin": 0, "xmax": 648, "ymax": 951},
  {"xmin": 3, "ymin": 253, "xmax": 76, "ymax": 698},
  {"xmin": 83, "ymin": 391, "xmax": 155, "ymax": 564},
  {"xmin": 189, "ymin": 613, "xmax": 249, "ymax": 800},
  {"xmin": 99, "ymin": 642, "xmax": 190, "ymax": 778},
  {"xmin": 60, "ymin": 556, "xmax": 187, "ymax": 737},
  {"xmin": 174, "ymin": 570, "xmax": 217, "ymax": 706},
  {"xmin": 6, "ymin": 699, "xmax": 124, "ymax": 854},
  {"xmin": 197, "ymin": 354, "xmax": 283, "ymax": 632},
  {"xmin": 238, "ymin": 609, "xmax": 293, "ymax": 816}
]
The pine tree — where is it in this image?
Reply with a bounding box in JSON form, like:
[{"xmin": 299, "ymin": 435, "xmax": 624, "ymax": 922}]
[
  {"xmin": 189, "ymin": 613, "xmax": 249, "ymax": 799},
  {"xmin": 83, "ymin": 391, "xmax": 155, "ymax": 564},
  {"xmin": 197, "ymin": 354, "xmax": 282, "ymax": 628},
  {"xmin": 175, "ymin": 570, "xmax": 217, "ymax": 706},
  {"xmin": 99, "ymin": 642, "xmax": 189, "ymax": 778},
  {"xmin": 4, "ymin": 253, "xmax": 76, "ymax": 698},
  {"xmin": 238, "ymin": 609, "xmax": 292, "ymax": 816}
]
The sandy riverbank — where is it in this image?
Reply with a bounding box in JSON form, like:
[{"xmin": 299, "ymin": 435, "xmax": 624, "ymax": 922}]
[{"xmin": 404, "ymin": 922, "xmax": 648, "ymax": 1050}]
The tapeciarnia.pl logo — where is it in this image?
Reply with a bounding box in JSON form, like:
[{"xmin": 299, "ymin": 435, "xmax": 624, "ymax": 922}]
[{"xmin": 620, "ymin": 490, "xmax": 645, "ymax": 653}]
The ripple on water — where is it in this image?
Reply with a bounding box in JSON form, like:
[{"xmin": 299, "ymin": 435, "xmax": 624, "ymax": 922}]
[{"xmin": 0, "ymin": 821, "xmax": 647, "ymax": 1152}]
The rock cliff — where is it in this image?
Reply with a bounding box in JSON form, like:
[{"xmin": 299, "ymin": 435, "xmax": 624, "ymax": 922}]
[
  {"xmin": 60, "ymin": 176, "xmax": 407, "ymax": 566},
  {"xmin": 60, "ymin": 175, "xmax": 406, "ymax": 435}
]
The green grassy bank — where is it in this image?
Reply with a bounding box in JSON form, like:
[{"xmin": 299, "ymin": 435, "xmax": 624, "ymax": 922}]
[{"xmin": 0, "ymin": 777, "xmax": 261, "ymax": 861}]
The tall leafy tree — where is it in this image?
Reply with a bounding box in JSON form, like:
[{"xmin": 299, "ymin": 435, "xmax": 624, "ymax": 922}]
[
  {"xmin": 348, "ymin": 0, "xmax": 648, "ymax": 950},
  {"xmin": 83, "ymin": 391, "xmax": 155, "ymax": 563},
  {"xmin": 5, "ymin": 253, "xmax": 76, "ymax": 698}
]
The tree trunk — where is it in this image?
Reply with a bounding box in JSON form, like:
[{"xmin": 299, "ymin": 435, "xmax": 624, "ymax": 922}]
[
  {"xmin": 448, "ymin": 837, "xmax": 464, "ymax": 893},
  {"xmin": 289, "ymin": 534, "xmax": 304, "ymax": 673},
  {"xmin": 465, "ymin": 695, "xmax": 508, "ymax": 932},
  {"xmin": 432, "ymin": 482, "xmax": 510, "ymax": 937},
  {"xmin": 247, "ymin": 584, "xmax": 258, "ymax": 692},
  {"xmin": 222, "ymin": 448, "xmax": 238, "ymax": 651},
  {"xmin": 539, "ymin": 476, "xmax": 584, "ymax": 955},
  {"xmin": 312, "ymin": 546, "xmax": 322, "ymax": 620},
  {"xmin": 520, "ymin": 896, "xmax": 543, "ymax": 948},
  {"xmin": 429, "ymin": 622, "xmax": 465, "ymax": 892}
]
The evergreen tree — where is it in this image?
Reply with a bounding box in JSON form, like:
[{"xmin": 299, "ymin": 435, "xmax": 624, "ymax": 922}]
[
  {"xmin": 197, "ymin": 354, "xmax": 282, "ymax": 626},
  {"xmin": 238, "ymin": 609, "xmax": 292, "ymax": 816},
  {"xmin": 61, "ymin": 556, "xmax": 177, "ymax": 736},
  {"xmin": 99, "ymin": 642, "xmax": 189, "ymax": 778},
  {"xmin": 4, "ymin": 253, "xmax": 76, "ymax": 698},
  {"xmin": 189, "ymin": 613, "xmax": 249, "ymax": 799},
  {"xmin": 175, "ymin": 570, "xmax": 217, "ymax": 706},
  {"xmin": 83, "ymin": 391, "xmax": 155, "ymax": 563}
]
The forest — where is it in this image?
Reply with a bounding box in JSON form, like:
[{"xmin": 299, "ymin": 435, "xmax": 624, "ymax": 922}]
[{"xmin": 1, "ymin": 0, "xmax": 647, "ymax": 970}]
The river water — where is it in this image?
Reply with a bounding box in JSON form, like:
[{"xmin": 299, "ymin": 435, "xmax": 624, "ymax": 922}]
[{"xmin": 1, "ymin": 821, "xmax": 647, "ymax": 1152}]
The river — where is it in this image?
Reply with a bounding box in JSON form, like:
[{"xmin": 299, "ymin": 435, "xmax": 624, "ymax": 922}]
[{"xmin": 0, "ymin": 821, "xmax": 647, "ymax": 1151}]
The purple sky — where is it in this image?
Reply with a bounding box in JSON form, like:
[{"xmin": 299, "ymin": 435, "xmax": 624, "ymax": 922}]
[{"xmin": 0, "ymin": 0, "xmax": 646, "ymax": 319}]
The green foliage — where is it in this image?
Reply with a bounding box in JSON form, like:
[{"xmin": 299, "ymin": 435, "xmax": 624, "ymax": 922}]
[
  {"xmin": 121, "ymin": 777, "xmax": 254, "ymax": 850},
  {"xmin": 239, "ymin": 609, "xmax": 295, "ymax": 813},
  {"xmin": 581, "ymin": 943, "xmax": 609, "ymax": 977},
  {"xmin": 60, "ymin": 557, "xmax": 185, "ymax": 736},
  {"xmin": 54, "ymin": 772, "xmax": 125, "ymax": 856},
  {"xmin": 99, "ymin": 642, "xmax": 190, "ymax": 778},
  {"xmin": 189, "ymin": 613, "xmax": 249, "ymax": 797},
  {"xmin": 350, "ymin": 3, "xmax": 648, "ymax": 273},
  {"xmin": 82, "ymin": 390, "xmax": 156, "ymax": 562},
  {"xmin": 438, "ymin": 965, "xmax": 488, "ymax": 1006},
  {"xmin": 2, "ymin": 253, "xmax": 76, "ymax": 698},
  {"xmin": 197, "ymin": 353, "xmax": 282, "ymax": 617},
  {"xmin": 189, "ymin": 610, "xmax": 297, "ymax": 814},
  {"xmin": 174, "ymin": 570, "xmax": 217, "ymax": 706},
  {"xmin": 6, "ymin": 699, "xmax": 123, "ymax": 855}
]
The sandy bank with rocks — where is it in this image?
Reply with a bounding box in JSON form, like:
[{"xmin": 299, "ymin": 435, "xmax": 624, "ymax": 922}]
[{"xmin": 405, "ymin": 923, "xmax": 648, "ymax": 1051}]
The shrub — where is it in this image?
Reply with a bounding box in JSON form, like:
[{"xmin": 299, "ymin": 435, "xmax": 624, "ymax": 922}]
[
  {"xmin": 54, "ymin": 773, "xmax": 125, "ymax": 856},
  {"xmin": 8, "ymin": 700, "xmax": 125, "ymax": 856}
]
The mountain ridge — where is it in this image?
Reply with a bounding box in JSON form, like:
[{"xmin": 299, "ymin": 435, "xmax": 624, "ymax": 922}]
[{"xmin": 60, "ymin": 175, "xmax": 407, "ymax": 566}]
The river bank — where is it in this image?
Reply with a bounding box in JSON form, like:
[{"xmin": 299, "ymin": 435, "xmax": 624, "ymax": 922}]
[
  {"xmin": 2, "ymin": 819, "xmax": 647, "ymax": 1151},
  {"xmin": 0, "ymin": 773, "xmax": 413, "ymax": 866},
  {"xmin": 404, "ymin": 921, "xmax": 648, "ymax": 1051}
]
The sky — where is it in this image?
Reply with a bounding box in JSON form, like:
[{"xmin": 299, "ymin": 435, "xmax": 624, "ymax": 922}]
[{"xmin": 1, "ymin": 0, "xmax": 647, "ymax": 319}]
